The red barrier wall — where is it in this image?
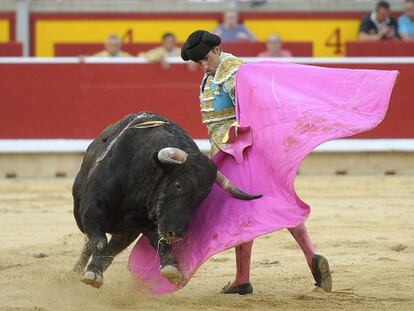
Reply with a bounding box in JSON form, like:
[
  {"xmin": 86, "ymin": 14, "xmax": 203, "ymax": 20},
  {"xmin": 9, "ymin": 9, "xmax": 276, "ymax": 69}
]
[
  {"xmin": 0, "ymin": 62, "xmax": 412, "ymax": 139},
  {"xmin": 54, "ymin": 42, "xmax": 313, "ymax": 57},
  {"xmin": 55, "ymin": 43, "xmax": 165, "ymax": 57},
  {"xmin": 1, "ymin": 63, "xmax": 206, "ymax": 139},
  {"xmin": 0, "ymin": 43, "xmax": 23, "ymax": 56},
  {"xmin": 346, "ymin": 42, "xmax": 414, "ymax": 56},
  {"xmin": 222, "ymin": 42, "xmax": 313, "ymax": 57}
]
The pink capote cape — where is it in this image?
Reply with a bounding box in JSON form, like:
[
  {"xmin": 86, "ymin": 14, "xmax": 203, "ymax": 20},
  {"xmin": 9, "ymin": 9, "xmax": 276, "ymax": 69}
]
[{"xmin": 128, "ymin": 62, "xmax": 398, "ymax": 294}]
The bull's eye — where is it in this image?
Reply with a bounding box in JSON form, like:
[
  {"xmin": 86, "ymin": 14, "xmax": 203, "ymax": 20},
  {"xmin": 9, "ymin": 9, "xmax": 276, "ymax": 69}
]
[{"xmin": 175, "ymin": 182, "xmax": 183, "ymax": 193}]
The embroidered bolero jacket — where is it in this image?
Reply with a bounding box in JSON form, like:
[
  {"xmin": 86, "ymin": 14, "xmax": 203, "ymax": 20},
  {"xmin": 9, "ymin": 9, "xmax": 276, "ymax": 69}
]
[{"xmin": 199, "ymin": 53, "xmax": 243, "ymax": 156}]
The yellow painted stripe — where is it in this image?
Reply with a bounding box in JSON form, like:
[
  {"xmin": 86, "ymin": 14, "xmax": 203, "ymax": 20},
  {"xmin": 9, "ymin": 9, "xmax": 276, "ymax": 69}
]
[
  {"xmin": 245, "ymin": 19, "xmax": 360, "ymax": 57},
  {"xmin": 0, "ymin": 20, "xmax": 10, "ymax": 42},
  {"xmin": 34, "ymin": 18, "xmax": 362, "ymax": 57},
  {"xmin": 35, "ymin": 19, "xmax": 218, "ymax": 56}
]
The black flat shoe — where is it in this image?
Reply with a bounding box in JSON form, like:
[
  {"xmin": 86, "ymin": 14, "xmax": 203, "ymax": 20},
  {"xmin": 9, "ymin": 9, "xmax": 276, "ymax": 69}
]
[
  {"xmin": 311, "ymin": 254, "xmax": 332, "ymax": 292},
  {"xmin": 221, "ymin": 282, "xmax": 253, "ymax": 295}
]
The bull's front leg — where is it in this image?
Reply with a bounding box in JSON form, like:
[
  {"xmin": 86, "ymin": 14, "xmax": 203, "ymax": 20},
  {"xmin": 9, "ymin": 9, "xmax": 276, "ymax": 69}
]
[
  {"xmin": 78, "ymin": 232, "xmax": 139, "ymax": 288},
  {"xmin": 145, "ymin": 230, "xmax": 182, "ymax": 285},
  {"xmin": 73, "ymin": 235, "xmax": 92, "ymax": 274},
  {"xmin": 100, "ymin": 232, "xmax": 140, "ymax": 272},
  {"xmin": 81, "ymin": 232, "xmax": 107, "ymax": 288},
  {"xmin": 80, "ymin": 206, "xmax": 108, "ymax": 288}
]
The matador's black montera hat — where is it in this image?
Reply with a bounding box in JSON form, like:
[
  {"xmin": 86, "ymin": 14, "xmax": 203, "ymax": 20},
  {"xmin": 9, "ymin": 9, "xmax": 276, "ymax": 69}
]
[{"xmin": 181, "ymin": 30, "xmax": 221, "ymax": 62}]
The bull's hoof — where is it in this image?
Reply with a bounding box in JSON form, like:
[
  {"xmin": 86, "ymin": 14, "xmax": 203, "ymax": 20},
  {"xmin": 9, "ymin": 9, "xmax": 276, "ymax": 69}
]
[
  {"xmin": 160, "ymin": 265, "xmax": 182, "ymax": 285},
  {"xmin": 81, "ymin": 271, "xmax": 103, "ymax": 289}
]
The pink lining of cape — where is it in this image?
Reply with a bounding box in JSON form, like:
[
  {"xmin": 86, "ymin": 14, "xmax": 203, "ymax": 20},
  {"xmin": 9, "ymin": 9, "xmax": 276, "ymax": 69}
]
[{"xmin": 128, "ymin": 62, "xmax": 398, "ymax": 294}]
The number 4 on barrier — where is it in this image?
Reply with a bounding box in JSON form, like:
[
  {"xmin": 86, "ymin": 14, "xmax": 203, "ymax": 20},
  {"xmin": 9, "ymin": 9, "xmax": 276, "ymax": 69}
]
[
  {"xmin": 122, "ymin": 29, "xmax": 134, "ymax": 43},
  {"xmin": 325, "ymin": 27, "xmax": 343, "ymax": 55}
]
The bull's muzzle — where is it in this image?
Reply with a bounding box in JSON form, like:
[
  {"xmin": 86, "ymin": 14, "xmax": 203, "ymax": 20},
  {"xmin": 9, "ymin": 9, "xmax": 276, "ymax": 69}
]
[{"xmin": 159, "ymin": 231, "xmax": 184, "ymax": 244}]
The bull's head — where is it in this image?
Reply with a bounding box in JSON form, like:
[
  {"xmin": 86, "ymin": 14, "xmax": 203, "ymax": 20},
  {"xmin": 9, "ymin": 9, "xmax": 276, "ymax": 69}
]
[{"xmin": 154, "ymin": 147, "xmax": 261, "ymax": 244}]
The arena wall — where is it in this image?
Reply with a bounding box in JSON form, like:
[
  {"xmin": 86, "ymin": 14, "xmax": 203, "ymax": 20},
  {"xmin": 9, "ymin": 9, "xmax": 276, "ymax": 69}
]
[
  {"xmin": 1, "ymin": 57, "xmax": 413, "ymax": 178},
  {"xmin": 1, "ymin": 152, "xmax": 414, "ymax": 178},
  {"xmin": 1, "ymin": 58, "xmax": 413, "ymax": 139}
]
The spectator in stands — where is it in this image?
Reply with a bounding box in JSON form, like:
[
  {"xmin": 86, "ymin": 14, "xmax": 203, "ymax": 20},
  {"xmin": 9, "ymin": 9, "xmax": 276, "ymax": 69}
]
[
  {"xmin": 94, "ymin": 34, "xmax": 131, "ymax": 57},
  {"xmin": 398, "ymin": 0, "xmax": 414, "ymax": 41},
  {"xmin": 358, "ymin": 1, "xmax": 399, "ymax": 41},
  {"xmin": 213, "ymin": 10, "xmax": 255, "ymax": 42},
  {"xmin": 138, "ymin": 32, "xmax": 181, "ymax": 69},
  {"xmin": 258, "ymin": 33, "xmax": 292, "ymax": 57}
]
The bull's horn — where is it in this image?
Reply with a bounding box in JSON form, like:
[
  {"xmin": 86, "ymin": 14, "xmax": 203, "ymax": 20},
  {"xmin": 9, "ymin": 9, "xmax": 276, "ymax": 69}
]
[
  {"xmin": 216, "ymin": 171, "xmax": 262, "ymax": 200},
  {"xmin": 157, "ymin": 148, "xmax": 188, "ymax": 165}
]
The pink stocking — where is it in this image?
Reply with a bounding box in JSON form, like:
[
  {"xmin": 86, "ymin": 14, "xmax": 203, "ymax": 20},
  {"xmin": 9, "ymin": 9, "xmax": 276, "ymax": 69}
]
[
  {"xmin": 288, "ymin": 222, "xmax": 316, "ymax": 269},
  {"xmin": 231, "ymin": 240, "xmax": 254, "ymax": 286}
]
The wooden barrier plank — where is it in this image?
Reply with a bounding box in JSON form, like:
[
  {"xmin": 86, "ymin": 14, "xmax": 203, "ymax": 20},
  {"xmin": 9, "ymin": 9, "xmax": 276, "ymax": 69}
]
[
  {"xmin": 0, "ymin": 61, "xmax": 412, "ymax": 139},
  {"xmin": 0, "ymin": 43, "xmax": 23, "ymax": 56},
  {"xmin": 346, "ymin": 42, "xmax": 414, "ymax": 57},
  {"xmin": 54, "ymin": 42, "xmax": 313, "ymax": 57}
]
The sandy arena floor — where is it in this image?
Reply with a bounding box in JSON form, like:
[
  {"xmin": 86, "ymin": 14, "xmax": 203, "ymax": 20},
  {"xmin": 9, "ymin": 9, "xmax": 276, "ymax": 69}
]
[{"xmin": 0, "ymin": 176, "xmax": 413, "ymax": 311}]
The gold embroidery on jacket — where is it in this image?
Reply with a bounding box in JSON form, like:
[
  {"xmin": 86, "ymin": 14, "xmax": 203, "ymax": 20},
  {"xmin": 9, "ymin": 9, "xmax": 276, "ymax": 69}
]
[
  {"xmin": 198, "ymin": 53, "xmax": 243, "ymax": 156},
  {"xmin": 212, "ymin": 56, "xmax": 243, "ymax": 85},
  {"xmin": 206, "ymin": 118, "xmax": 236, "ymax": 157}
]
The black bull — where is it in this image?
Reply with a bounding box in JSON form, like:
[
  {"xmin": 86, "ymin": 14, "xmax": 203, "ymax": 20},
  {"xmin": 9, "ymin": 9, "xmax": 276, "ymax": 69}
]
[{"xmin": 72, "ymin": 112, "xmax": 261, "ymax": 288}]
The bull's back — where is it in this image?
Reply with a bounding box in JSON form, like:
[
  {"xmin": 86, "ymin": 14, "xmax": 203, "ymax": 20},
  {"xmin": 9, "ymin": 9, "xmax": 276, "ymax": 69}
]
[
  {"xmin": 72, "ymin": 112, "xmax": 200, "ymax": 231},
  {"xmin": 73, "ymin": 111, "xmax": 197, "ymax": 188},
  {"xmin": 72, "ymin": 113, "xmax": 137, "ymax": 229}
]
